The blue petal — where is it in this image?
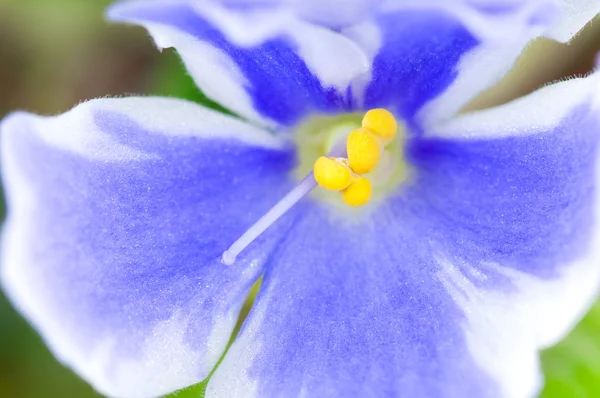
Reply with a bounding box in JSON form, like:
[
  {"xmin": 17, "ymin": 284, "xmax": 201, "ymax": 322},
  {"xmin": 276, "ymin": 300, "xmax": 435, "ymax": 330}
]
[
  {"xmin": 409, "ymin": 81, "xmax": 600, "ymax": 280},
  {"xmin": 108, "ymin": 0, "xmax": 370, "ymax": 127},
  {"xmin": 109, "ymin": 0, "xmax": 563, "ymax": 130},
  {"xmin": 207, "ymin": 73, "xmax": 600, "ymax": 397},
  {"xmin": 211, "ymin": 0, "xmax": 558, "ymax": 39},
  {"xmin": 0, "ymin": 97, "xmax": 295, "ymax": 397},
  {"xmin": 356, "ymin": 10, "xmax": 479, "ymax": 123},
  {"xmin": 344, "ymin": 0, "xmax": 556, "ymax": 127},
  {"xmin": 209, "ymin": 202, "xmax": 501, "ymax": 397},
  {"xmin": 218, "ymin": 0, "xmax": 374, "ymax": 29}
]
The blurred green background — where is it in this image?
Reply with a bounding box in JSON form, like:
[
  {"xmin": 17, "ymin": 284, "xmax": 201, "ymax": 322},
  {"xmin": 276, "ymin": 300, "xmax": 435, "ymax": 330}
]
[{"xmin": 0, "ymin": 1, "xmax": 600, "ymax": 397}]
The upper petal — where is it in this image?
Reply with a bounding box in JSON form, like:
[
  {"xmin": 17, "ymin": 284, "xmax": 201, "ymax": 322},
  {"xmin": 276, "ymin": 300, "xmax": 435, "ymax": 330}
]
[
  {"xmin": 165, "ymin": 0, "xmax": 563, "ymax": 128},
  {"xmin": 344, "ymin": 0, "xmax": 558, "ymax": 127},
  {"xmin": 107, "ymin": 0, "xmax": 572, "ymax": 131},
  {"xmin": 207, "ymin": 71, "xmax": 600, "ymax": 397},
  {"xmin": 205, "ymin": 0, "xmax": 557, "ymax": 40},
  {"xmin": 107, "ymin": 0, "xmax": 370, "ymax": 128},
  {"xmin": 0, "ymin": 97, "xmax": 295, "ymax": 398}
]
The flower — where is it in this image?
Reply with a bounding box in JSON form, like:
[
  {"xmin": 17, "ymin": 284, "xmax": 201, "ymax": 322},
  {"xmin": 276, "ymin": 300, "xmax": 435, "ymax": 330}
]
[{"xmin": 2, "ymin": 0, "xmax": 600, "ymax": 397}]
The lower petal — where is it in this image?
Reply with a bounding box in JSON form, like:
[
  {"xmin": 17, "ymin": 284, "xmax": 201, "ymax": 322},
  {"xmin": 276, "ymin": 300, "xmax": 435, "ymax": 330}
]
[
  {"xmin": 207, "ymin": 72, "xmax": 600, "ymax": 397},
  {"xmin": 204, "ymin": 202, "xmax": 523, "ymax": 397}
]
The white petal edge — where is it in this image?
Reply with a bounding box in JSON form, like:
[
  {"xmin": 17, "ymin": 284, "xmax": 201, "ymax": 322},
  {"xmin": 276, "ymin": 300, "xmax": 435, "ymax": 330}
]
[
  {"xmin": 413, "ymin": 1, "xmax": 599, "ymax": 126},
  {"xmin": 142, "ymin": 23, "xmax": 277, "ymax": 128},
  {"xmin": 545, "ymin": 0, "xmax": 600, "ymax": 42},
  {"xmin": 428, "ymin": 69, "xmax": 600, "ymax": 139},
  {"xmin": 195, "ymin": 0, "xmax": 555, "ymax": 43},
  {"xmin": 340, "ymin": 20, "xmax": 382, "ymax": 108},
  {"xmin": 205, "ymin": 282, "xmax": 276, "ymax": 398},
  {"xmin": 21, "ymin": 96, "xmax": 285, "ymax": 158},
  {"xmin": 418, "ymin": 35, "xmax": 543, "ymax": 128},
  {"xmin": 380, "ymin": 0, "xmax": 554, "ymax": 41},
  {"xmin": 189, "ymin": 1, "xmax": 371, "ymax": 91},
  {"xmin": 116, "ymin": 11, "xmax": 280, "ymax": 129}
]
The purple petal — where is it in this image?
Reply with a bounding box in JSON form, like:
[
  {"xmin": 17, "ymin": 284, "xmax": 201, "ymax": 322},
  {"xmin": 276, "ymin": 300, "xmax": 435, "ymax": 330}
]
[
  {"xmin": 208, "ymin": 0, "xmax": 558, "ymax": 40},
  {"xmin": 108, "ymin": 0, "xmax": 370, "ymax": 127},
  {"xmin": 207, "ymin": 71, "xmax": 600, "ymax": 398},
  {"xmin": 108, "ymin": 0, "xmax": 565, "ymax": 130},
  {"xmin": 344, "ymin": 0, "xmax": 556, "ymax": 127},
  {"xmin": 1, "ymin": 97, "xmax": 295, "ymax": 397}
]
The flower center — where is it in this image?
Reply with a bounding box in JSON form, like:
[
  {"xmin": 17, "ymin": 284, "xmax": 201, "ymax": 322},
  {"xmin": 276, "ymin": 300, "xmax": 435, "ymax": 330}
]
[
  {"xmin": 295, "ymin": 109, "xmax": 408, "ymax": 207},
  {"xmin": 221, "ymin": 109, "xmax": 409, "ymax": 265}
]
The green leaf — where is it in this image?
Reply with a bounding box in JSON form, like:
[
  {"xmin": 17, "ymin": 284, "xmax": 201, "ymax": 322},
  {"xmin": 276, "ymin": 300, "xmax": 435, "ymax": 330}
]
[
  {"xmin": 149, "ymin": 49, "xmax": 232, "ymax": 116},
  {"xmin": 163, "ymin": 278, "xmax": 262, "ymax": 398},
  {"xmin": 541, "ymin": 301, "xmax": 600, "ymax": 397}
]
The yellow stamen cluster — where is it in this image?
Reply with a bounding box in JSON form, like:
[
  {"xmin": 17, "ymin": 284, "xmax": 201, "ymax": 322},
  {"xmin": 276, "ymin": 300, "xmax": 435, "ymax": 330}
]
[{"xmin": 313, "ymin": 108, "xmax": 397, "ymax": 206}]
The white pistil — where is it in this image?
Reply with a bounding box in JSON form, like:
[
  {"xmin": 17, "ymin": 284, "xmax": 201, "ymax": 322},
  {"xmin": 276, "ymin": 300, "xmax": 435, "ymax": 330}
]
[
  {"xmin": 221, "ymin": 173, "xmax": 316, "ymax": 265},
  {"xmin": 221, "ymin": 143, "xmax": 347, "ymax": 265}
]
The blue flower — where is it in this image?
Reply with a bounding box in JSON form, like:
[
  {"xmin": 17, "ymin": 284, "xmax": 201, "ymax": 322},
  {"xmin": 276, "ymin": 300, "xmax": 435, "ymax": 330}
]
[{"xmin": 2, "ymin": 0, "xmax": 600, "ymax": 397}]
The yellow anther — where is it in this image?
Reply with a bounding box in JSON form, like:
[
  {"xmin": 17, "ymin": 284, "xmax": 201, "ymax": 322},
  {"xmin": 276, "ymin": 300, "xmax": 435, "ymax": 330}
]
[
  {"xmin": 313, "ymin": 156, "xmax": 352, "ymax": 191},
  {"xmin": 346, "ymin": 128, "xmax": 381, "ymax": 175},
  {"xmin": 362, "ymin": 108, "xmax": 397, "ymax": 145},
  {"xmin": 342, "ymin": 177, "xmax": 372, "ymax": 207}
]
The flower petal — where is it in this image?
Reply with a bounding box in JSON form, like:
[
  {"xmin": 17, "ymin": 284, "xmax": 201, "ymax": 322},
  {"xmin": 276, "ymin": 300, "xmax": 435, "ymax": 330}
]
[
  {"xmin": 344, "ymin": 1, "xmax": 557, "ymax": 127},
  {"xmin": 214, "ymin": 0, "xmax": 557, "ymax": 40},
  {"xmin": 107, "ymin": 0, "xmax": 370, "ymax": 128},
  {"xmin": 409, "ymin": 70, "xmax": 600, "ymax": 346},
  {"xmin": 0, "ymin": 97, "xmax": 295, "ymax": 398},
  {"xmin": 215, "ymin": 0, "xmax": 374, "ymax": 29},
  {"xmin": 545, "ymin": 0, "xmax": 600, "ymax": 42},
  {"xmin": 207, "ymin": 73, "xmax": 600, "ymax": 397}
]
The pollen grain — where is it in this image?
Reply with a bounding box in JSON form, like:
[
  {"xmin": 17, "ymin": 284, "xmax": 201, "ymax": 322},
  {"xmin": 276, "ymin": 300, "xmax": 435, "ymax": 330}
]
[
  {"xmin": 342, "ymin": 177, "xmax": 372, "ymax": 207},
  {"xmin": 362, "ymin": 108, "xmax": 397, "ymax": 144},
  {"xmin": 346, "ymin": 128, "xmax": 381, "ymax": 175},
  {"xmin": 313, "ymin": 156, "xmax": 352, "ymax": 191}
]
